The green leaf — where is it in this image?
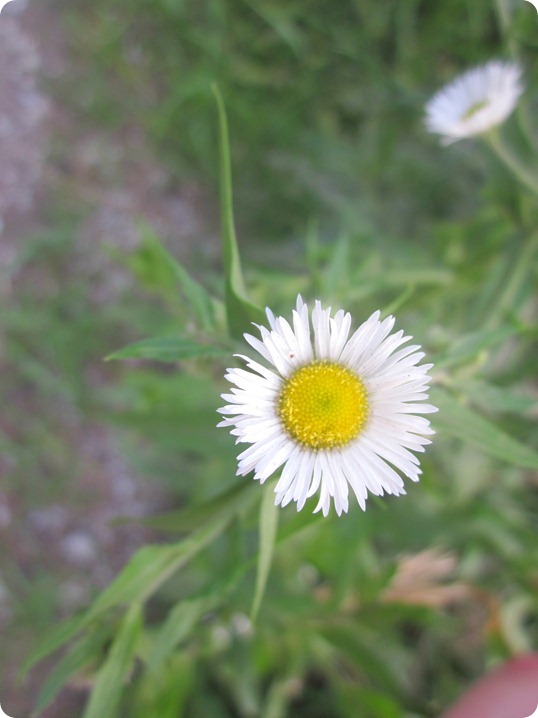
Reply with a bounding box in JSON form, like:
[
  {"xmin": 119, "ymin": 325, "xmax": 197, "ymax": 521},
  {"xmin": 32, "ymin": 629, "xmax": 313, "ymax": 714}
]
[
  {"xmin": 27, "ymin": 485, "xmax": 256, "ymax": 709},
  {"xmin": 336, "ymin": 686, "xmax": 402, "ymax": 718},
  {"xmin": 131, "ymin": 654, "xmax": 195, "ymax": 718},
  {"xmin": 433, "ymin": 326, "xmax": 519, "ymax": 369},
  {"xmin": 467, "ymin": 380, "xmax": 538, "ymax": 415},
  {"xmin": 21, "ymin": 612, "xmax": 92, "ymax": 677},
  {"xmin": 251, "ymin": 482, "xmax": 279, "ymax": 621},
  {"xmin": 148, "ymin": 595, "xmax": 219, "ymax": 671},
  {"xmin": 87, "ymin": 514, "xmax": 232, "ymax": 620},
  {"xmin": 240, "ymin": 0, "xmax": 303, "ymax": 55},
  {"xmin": 322, "ymin": 234, "xmax": 350, "ymax": 297},
  {"xmin": 130, "ymin": 480, "xmax": 258, "ymax": 533},
  {"xmin": 34, "ymin": 623, "xmax": 112, "ymax": 715},
  {"xmin": 126, "ymin": 229, "xmax": 217, "ymax": 332},
  {"xmin": 82, "ymin": 602, "xmax": 143, "ymax": 718},
  {"xmin": 106, "ymin": 335, "xmax": 229, "ymax": 362},
  {"xmin": 346, "ymin": 266, "xmax": 452, "ymax": 305},
  {"xmin": 320, "ymin": 625, "xmax": 407, "ymax": 698},
  {"xmin": 147, "ymin": 558, "xmax": 253, "ymax": 673},
  {"xmin": 431, "ymin": 387, "xmax": 538, "ymax": 469},
  {"xmin": 212, "ymin": 84, "xmax": 265, "ymax": 339},
  {"xmin": 260, "ymin": 676, "xmax": 294, "ymax": 718},
  {"xmin": 88, "ymin": 481, "xmax": 258, "ymax": 620}
]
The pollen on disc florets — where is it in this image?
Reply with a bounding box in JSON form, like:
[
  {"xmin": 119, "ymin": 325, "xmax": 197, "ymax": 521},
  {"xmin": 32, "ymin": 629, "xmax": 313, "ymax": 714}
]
[{"xmin": 277, "ymin": 361, "xmax": 369, "ymax": 451}]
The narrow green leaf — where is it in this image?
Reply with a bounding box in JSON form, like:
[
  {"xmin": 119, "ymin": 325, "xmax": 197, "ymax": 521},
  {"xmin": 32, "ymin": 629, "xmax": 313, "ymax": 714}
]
[
  {"xmin": 131, "ymin": 654, "xmax": 194, "ymax": 718},
  {"xmin": 431, "ymin": 387, "xmax": 538, "ymax": 469},
  {"xmin": 320, "ymin": 625, "xmax": 407, "ymax": 698},
  {"xmin": 251, "ymin": 482, "xmax": 279, "ymax": 621},
  {"xmin": 33, "ymin": 623, "xmax": 111, "ymax": 715},
  {"xmin": 26, "ymin": 480, "xmax": 255, "ymax": 685},
  {"xmin": 127, "ymin": 480, "xmax": 258, "ymax": 533},
  {"xmin": 127, "ymin": 229, "xmax": 216, "ymax": 331},
  {"xmin": 212, "ymin": 84, "xmax": 265, "ymax": 339},
  {"xmin": 88, "ymin": 481, "xmax": 258, "ymax": 620},
  {"xmin": 378, "ymin": 267, "xmax": 452, "ymax": 287},
  {"xmin": 467, "ymin": 380, "xmax": 538, "ymax": 415},
  {"xmin": 433, "ymin": 326, "xmax": 519, "ymax": 369},
  {"xmin": 148, "ymin": 595, "xmax": 219, "ymax": 671},
  {"xmin": 347, "ymin": 267, "xmax": 452, "ymax": 304},
  {"xmin": 82, "ymin": 602, "xmax": 143, "ymax": 718},
  {"xmin": 323, "ymin": 234, "xmax": 350, "ymax": 297},
  {"xmin": 163, "ymin": 254, "xmax": 217, "ymax": 333},
  {"xmin": 381, "ymin": 284, "xmax": 415, "ymax": 317},
  {"xmin": 106, "ymin": 335, "xmax": 229, "ymax": 362},
  {"xmin": 87, "ymin": 515, "xmax": 231, "ymax": 620},
  {"xmin": 337, "ymin": 686, "xmax": 402, "ymax": 718},
  {"xmin": 240, "ymin": 0, "xmax": 303, "ymax": 55},
  {"xmin": 148, "ymin": 559, "xmax": 253, "ymax": 673},
  {"xmin": 261, "ymin": 676, "xmax": 294, "ymax": 718},
  {"xmin": 21, "ymin": 613, "xmax": 91, "ymax": 677}
]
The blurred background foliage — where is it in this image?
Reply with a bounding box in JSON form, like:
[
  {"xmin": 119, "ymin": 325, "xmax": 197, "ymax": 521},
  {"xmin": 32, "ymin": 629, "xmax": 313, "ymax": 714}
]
[
  {"xmin": 1, "ymin": 0, "xmax": 538, "ymax": 716},
  {"xmin": 62, "ymin": 0, "xmax": 537, "ymax": 240}
]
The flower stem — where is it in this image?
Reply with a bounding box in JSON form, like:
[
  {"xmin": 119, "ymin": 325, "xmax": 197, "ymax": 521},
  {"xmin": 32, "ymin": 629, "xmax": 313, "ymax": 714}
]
[
  {"xmin": 486, "ymin": 130, "xmax": 538, "ymax": 197},
  {"xmin": 493, "ymin": 0, "xmax": 518, "ymax": 58}
]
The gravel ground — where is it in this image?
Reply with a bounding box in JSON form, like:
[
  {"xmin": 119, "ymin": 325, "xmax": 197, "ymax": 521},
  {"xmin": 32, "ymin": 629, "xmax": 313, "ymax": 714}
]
[
  {"xmin": 0, "ymin": 5, "xmax": 49, "ymax": 278},
  {"xmin": 0, "ymin": 2, "xmax": 218, "ymax": 715}
]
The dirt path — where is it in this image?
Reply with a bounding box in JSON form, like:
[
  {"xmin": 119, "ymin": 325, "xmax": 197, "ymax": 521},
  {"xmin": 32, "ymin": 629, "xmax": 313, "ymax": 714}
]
[{"xmin": 0, "ymin": 2, "xmax": 217, "ymax": 715}]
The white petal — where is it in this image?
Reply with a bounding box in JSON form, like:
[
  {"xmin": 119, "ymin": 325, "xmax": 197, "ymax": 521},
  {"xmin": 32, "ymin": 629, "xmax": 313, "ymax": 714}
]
[
  {"xmin": 218, "ymin": 294, "xmax": 437, "ymax": 517},
  {"xmin": 312, "ymin": 301, "xmax": 332, "ymax": 359}
]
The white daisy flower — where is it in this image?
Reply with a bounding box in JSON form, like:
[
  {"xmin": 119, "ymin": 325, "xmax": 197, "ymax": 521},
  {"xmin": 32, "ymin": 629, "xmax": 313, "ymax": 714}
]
[
  {"xmin": 218, "ymin": 296, "xmax": 437, "ymax": 517},
  {"xmin": 425, "ymin": 60, "xmax": 523, "ymax": 144}
]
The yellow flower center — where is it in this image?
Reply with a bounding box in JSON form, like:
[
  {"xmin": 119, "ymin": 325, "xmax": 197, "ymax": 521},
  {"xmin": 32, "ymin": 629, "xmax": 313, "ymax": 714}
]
[
  {"xmin": 278, "ymin": 361, "xmax": 369, "ymax": 450},
  {"xmin": 462, "ymin": 99, "xmax": 488, "ymax": 121}
]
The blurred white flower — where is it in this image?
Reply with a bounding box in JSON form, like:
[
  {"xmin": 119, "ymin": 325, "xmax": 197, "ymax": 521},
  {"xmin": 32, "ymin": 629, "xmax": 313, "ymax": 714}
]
[
  {"xmin": 0, "ymin": 0, "xmax": 15, "ymax": 13},
  {"xmin": 0, "ymin": 701, "xmax": 14, "ymax": 718},
  {"xmin": 425, "ymin": 60, "xmax": 523, "ymax": 144},
  {"xmin": 218, "ymin": 295, "xmax": 436, "ymax": 517}
]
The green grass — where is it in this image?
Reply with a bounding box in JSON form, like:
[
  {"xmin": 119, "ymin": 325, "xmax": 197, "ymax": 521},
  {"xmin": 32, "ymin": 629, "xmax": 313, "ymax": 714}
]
[{"xmin": 63, "ymin": 0, "xmax": 514, "ymax": 238}]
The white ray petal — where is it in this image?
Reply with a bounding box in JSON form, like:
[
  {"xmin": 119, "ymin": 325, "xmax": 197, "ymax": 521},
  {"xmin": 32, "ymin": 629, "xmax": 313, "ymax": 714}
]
[{"xmin": 219, "ymin": 295, "xmax": 437, "ymax": 517}]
